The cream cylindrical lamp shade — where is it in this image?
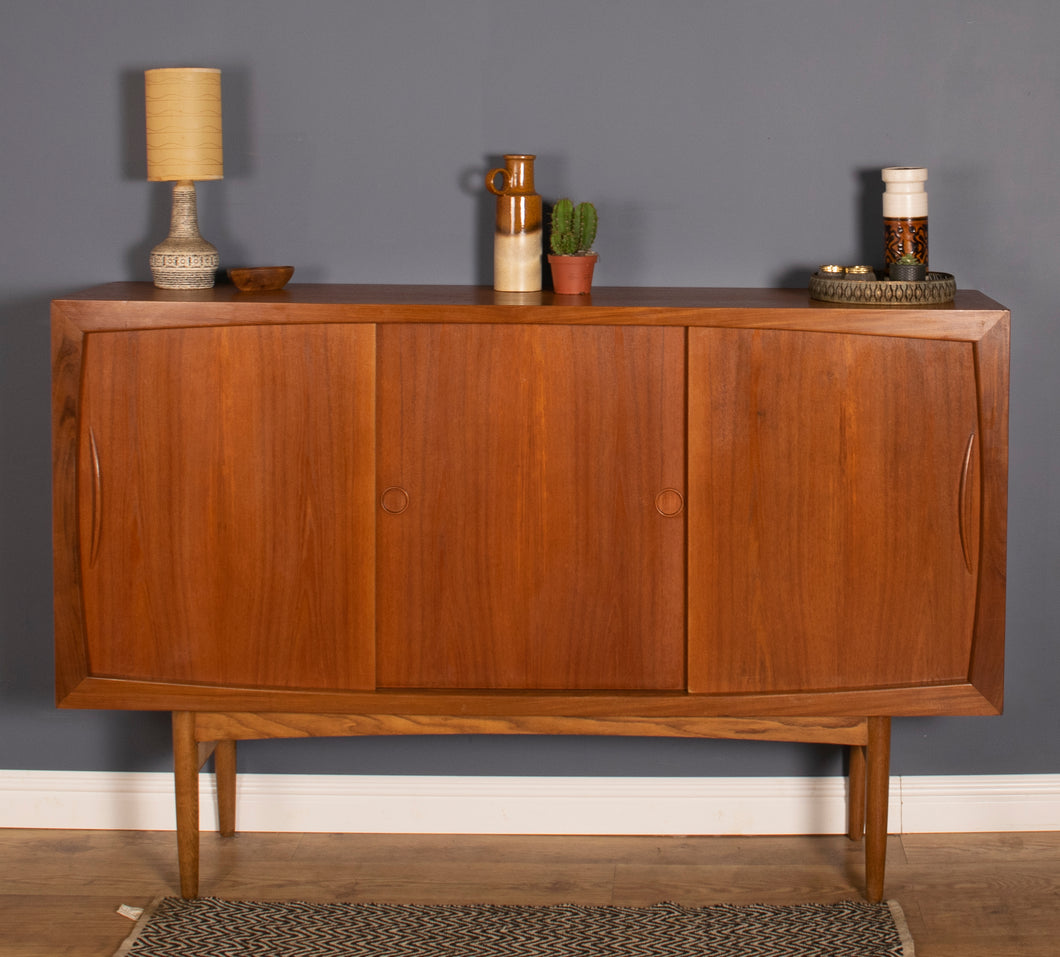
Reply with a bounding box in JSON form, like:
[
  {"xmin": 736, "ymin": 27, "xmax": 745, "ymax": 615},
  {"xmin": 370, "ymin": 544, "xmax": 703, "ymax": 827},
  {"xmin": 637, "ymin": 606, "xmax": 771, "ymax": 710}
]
[{"xmin": 145, "ymin": 68, "xmax": 223, "ymax": 182}]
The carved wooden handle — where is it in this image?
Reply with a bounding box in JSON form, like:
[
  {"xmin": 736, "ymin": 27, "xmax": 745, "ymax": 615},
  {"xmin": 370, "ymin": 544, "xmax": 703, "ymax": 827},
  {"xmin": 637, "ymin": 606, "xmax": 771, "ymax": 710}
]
[
  {"xmin": 958, "ymin": 431, "xmax": 976, "ymax": 573},
  {"xmin": 88, "ymin": 427, "xmax": 102, "ymax": 567}
]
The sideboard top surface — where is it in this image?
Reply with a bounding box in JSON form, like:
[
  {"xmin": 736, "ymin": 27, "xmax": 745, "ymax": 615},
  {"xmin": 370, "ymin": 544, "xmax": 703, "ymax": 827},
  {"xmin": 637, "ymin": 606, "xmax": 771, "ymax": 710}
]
[{"xmin": 53, "ymin": 283, "xmax": 1007, "ymax": 340}]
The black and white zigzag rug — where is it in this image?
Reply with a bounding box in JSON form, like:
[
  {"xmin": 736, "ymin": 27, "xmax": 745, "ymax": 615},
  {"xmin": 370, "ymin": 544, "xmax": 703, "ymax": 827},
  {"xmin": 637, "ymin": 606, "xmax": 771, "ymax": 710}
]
[{"xmin": 115, "ymin": 897, "xmax": 914, "ymax": 956}]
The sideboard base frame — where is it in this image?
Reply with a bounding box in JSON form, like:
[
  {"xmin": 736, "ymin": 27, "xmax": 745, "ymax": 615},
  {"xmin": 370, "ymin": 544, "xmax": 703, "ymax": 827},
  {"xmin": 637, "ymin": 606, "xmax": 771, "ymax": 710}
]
[{"xmin": 173, "ymin": 711, "xmax": 891, "ymax": 902}]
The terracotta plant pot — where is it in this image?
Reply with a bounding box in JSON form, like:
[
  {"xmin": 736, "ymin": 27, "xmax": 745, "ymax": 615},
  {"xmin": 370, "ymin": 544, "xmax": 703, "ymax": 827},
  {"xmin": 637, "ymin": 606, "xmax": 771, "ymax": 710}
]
[{"xmin": 548, "ymin": 253, "xmax": 598, "ymax": 295}]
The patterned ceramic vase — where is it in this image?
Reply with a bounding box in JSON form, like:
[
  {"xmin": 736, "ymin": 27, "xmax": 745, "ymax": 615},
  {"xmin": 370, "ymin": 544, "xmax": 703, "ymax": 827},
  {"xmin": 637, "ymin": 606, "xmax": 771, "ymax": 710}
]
[
  {"xmin": 882, "ymin": 167, "xmax": 928, "ymax": 271},
  {"xmin": 485, "ymin": 154, "xmax": 542, "ymax": 292}
]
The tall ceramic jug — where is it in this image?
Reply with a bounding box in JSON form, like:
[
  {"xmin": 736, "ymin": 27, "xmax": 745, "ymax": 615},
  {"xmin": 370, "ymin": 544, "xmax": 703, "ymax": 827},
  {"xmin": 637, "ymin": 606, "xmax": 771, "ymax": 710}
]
[{"xmin": 485, "ymin": 154, "xmax": 542, "ymax": 292}]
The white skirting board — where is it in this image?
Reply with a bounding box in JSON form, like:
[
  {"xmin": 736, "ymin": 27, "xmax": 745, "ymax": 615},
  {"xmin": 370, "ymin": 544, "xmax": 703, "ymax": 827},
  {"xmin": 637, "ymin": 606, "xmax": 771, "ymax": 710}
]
[{"xmin": 1, "ymin": 771, "xmax": 1057, "ymax": 834}]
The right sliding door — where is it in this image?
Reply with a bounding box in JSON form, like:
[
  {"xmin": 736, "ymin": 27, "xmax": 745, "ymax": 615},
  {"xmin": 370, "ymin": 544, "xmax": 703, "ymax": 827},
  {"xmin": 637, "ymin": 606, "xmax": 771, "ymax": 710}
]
[{"xmin": 688, "ymin": 328, "xmax": 981, "ymax": 696}]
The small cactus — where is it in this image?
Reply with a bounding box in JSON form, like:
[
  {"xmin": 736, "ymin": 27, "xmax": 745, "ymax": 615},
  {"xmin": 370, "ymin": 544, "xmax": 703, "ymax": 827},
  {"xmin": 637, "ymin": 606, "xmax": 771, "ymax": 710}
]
[{"xmin": 550, "ymin": 199, "xmax": 597, "ymax": 255}]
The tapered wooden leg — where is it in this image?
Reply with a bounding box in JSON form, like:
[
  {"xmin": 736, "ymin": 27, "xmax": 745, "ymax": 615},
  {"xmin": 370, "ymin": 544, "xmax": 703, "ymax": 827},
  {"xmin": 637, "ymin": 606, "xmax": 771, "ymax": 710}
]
[
  {"xmin": 172, "ymin": 711, "xmax": 200, "ymax": 898},
  {"xmin": 847, "ymin": 743, "xmax": 866, "ymax": 841},
  {"xmin": 865, "ymin": 716, "xmax": 892, "ymax": 902},
  {"xmin": 214, "ymin": 739, "xmax": 237, "ymax": 838}
]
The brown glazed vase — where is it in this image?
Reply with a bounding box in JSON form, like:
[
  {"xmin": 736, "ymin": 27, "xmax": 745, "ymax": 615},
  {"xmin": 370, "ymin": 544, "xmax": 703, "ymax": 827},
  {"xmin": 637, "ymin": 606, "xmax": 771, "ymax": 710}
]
[
  {"xmin": 548, "ymin": 253, "xmax": 598, "ymax": 295},
  {"xmin": 486, "ymin": 154, "xmax": 542, "ymax": 291},
  {"xmin": 882, "ymin": 167, "xmax": 928, "ymax": 270}
]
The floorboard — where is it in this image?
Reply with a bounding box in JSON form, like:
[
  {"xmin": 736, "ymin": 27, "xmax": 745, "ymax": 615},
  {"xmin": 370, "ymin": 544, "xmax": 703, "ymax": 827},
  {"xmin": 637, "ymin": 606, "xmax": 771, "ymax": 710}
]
[{"xmin": 1, "ymin": 829, "xmax": 1057, "ymax": 956}]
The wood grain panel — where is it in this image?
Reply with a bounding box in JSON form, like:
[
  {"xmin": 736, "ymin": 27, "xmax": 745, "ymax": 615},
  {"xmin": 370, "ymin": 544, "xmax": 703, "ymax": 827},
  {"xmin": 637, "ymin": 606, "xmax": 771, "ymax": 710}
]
[
  {"xmin": 192, "ymin": 711, "xmax": 868, "ymax": 745},
  {"xmin": 966, "ymin": 314, "xmax": 1009, "ymax": 711},
  {"xmin": 50, "ymin": 304, "xmax": 89, "ymax": 702},
  {"xmin": 55, "ymin": 283, "xmax": 1006, "ymax": 342},
  {"xmin": 689, "ymin": 328, "xmax": 980, "ymax": 695},
  {"xmin": 78, "ymin": 324, "xmax": 376, "ymax": 691},
  {"xmin": 377, "ymin": 324, "xmax": 686, "ymax": 690},
  {"xmin": 57, "ymin": 675, "xmax": 1002, "ymax": 716}
]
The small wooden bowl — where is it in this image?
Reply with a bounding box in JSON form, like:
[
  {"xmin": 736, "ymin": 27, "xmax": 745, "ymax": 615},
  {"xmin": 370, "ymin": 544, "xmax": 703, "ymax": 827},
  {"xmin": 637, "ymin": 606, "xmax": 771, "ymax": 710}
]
[{"xmin": 228, "ymin": 266, "xmax": 294, "ymax": 292}]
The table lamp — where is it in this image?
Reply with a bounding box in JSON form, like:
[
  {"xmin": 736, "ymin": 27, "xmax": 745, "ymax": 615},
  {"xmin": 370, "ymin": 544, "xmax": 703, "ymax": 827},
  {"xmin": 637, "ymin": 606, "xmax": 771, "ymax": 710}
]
[{"xmin": 145, "ymin": 67, "xmax": 223, "ymax": 289}]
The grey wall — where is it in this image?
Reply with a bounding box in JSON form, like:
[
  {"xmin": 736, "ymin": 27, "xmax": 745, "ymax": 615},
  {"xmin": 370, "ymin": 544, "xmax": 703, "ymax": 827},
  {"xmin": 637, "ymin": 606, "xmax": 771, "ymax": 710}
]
[{"xmin": 2, "ymin": 0, "xmax": 1057, "ymax": 780}]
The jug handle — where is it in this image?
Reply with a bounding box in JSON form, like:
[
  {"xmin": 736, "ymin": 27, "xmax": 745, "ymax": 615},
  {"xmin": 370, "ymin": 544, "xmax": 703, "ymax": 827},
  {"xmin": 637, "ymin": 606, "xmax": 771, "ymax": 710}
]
[{"xmin": 485, "ymin": 168, "xmax": 510, "ymax": 195}]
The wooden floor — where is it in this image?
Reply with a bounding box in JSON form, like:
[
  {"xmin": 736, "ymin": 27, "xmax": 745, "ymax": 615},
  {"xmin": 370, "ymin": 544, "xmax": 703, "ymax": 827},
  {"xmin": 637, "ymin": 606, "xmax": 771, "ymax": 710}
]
[{"xmin": 1, "ymin": 828, "xmax": 1058, "ymax": 956}]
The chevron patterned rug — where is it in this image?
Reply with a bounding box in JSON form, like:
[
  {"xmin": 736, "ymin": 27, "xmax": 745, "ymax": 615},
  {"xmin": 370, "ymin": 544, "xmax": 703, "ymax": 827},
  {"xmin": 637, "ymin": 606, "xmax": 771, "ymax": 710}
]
[{"xmin": 114, "ymin": 897, "xmax": 914, "ymax": 956}]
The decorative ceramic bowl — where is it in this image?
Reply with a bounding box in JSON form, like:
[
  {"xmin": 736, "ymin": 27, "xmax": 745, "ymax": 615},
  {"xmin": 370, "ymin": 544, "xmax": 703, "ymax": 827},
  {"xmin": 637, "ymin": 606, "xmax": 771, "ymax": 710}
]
[{"xmin": 228, "ymin": 266, "xmax": 294, "ymax": 292}]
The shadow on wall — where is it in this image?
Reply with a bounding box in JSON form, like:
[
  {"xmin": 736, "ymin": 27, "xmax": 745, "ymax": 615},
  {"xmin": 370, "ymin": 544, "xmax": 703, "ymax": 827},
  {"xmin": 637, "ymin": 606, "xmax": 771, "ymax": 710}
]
[
  {"xmin": 856, "ymin": 167, "xmax": 884, "ymax": 266},
  {"xmin": 0, "ymin": 296, "xmax": 57, "ymax": 708},
  {"xmin": 771, "ymin": 168, "xmax": 894, "ymax": 289},
  {"xmin": 222, "ymin": 731, "xmax": 848, "ymax": 779},
  {"xmin": 458, "ymin": 161, "xmax": 495, "ymax": 286}
]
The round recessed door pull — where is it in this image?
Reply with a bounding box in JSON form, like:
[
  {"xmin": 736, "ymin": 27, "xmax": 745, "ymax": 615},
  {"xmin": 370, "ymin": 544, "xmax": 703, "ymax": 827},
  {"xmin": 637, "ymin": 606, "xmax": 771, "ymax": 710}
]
[
  {"xmin": 380, "ymin": 486, "xmax": 410, "ymax": 514},
  {"xmin": 655, "ymin": 488, "xmax": 684, "ymax": 517}
]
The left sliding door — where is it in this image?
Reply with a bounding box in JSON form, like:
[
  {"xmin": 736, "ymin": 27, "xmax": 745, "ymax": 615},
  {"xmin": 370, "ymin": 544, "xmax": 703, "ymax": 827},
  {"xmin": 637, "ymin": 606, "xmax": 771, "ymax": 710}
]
[{"xmin": 77, "ymin": 323, "xmax": 376, "ymax": 691}]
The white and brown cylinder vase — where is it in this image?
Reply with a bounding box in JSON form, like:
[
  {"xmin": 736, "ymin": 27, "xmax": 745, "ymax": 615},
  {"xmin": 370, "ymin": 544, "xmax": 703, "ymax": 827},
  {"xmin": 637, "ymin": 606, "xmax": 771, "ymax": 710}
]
[
  {"xmin": 882, "ymin": 167, "xmax": 928, "ymax": 270},
  {"xmin": 485, "ymin": 154, "xmax": 542, "ymax": 292}
]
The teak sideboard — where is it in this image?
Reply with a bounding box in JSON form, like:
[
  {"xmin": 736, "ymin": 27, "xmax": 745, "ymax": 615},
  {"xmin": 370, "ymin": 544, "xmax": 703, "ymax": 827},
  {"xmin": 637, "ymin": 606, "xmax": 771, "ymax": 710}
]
[{"xmin": 51, "ymin": 283, "xmax": 1010, "ymax": 901}]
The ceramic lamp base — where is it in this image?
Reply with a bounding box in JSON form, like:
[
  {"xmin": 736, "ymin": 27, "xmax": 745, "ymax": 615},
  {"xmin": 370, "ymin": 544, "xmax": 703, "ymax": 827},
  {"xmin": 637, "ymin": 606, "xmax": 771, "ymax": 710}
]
[{"xmin": 150, "ymin": 181, "xmax": 219, "ymax": 289}]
